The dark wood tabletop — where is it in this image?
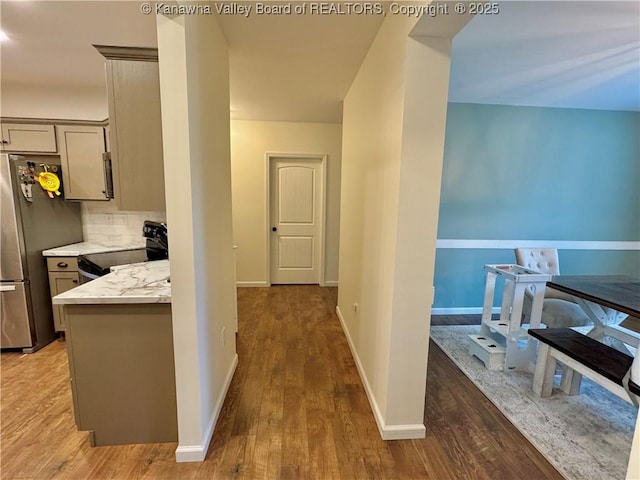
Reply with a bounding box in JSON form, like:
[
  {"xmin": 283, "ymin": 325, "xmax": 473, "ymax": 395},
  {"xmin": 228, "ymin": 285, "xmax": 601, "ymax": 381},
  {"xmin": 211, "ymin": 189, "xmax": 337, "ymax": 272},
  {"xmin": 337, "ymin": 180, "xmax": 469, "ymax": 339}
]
[{"xmin": 548, "ymin": 275, "xmax": 640, "ymax": 318}]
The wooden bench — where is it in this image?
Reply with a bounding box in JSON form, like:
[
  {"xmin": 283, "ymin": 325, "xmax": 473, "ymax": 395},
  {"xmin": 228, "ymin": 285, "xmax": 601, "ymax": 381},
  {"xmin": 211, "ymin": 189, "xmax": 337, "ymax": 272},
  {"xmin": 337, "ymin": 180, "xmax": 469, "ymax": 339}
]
[{"xmin": 528, "ymin": 328, "xmax": 640, "ymax": 405}]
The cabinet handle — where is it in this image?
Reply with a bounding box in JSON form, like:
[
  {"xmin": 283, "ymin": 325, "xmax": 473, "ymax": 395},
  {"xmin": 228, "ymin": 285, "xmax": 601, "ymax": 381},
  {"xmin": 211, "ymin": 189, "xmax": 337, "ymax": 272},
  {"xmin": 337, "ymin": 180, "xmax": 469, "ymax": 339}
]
[
  {"xmin": 57, "ymin": 262, "xmax": 68, "ymax": 268},
  {"xmin": 72, "ymin": 280, "xmax": 78, "ymax": 284},
  {"xmin": 0, "ymin": 140, "xmax": 8, "ymax": 144}
]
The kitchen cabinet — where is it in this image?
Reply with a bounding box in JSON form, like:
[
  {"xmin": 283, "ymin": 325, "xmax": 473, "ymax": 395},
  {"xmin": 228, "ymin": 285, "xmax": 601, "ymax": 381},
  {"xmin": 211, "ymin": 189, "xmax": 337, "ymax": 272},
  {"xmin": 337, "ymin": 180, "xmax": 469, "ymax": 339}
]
[
  {"xmin": 96, "ymin": 45, "xmax": 165, "ymax": 212},
  {"xmin": 64, "ymin": 303, "xmax": 177, "ymax": 445},
  {"xmin": 57, "ymin": 125, "xmax": 109, "ymax": 201},
  {"xmin": 1, "ymin": 123, "xmax": 57, "ymax": 153},
  {"xmin": 46, "ymin": 257, "xmax": 79, "ymax": 332}
]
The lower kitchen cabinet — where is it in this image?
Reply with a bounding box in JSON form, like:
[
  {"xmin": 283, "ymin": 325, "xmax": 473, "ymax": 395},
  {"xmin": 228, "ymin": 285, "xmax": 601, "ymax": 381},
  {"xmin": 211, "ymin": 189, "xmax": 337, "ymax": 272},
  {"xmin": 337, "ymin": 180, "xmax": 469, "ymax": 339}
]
[
  {"xmin": 64, "ymin": 303, "xmax": 177, "ymax": 445},
  {"xmin": 48, "ymin": 272, "xmax": 80, "ymax": 331},
  {"xmin": 46, "ymin": 256, "xmax": 80, "ymax": 332}
]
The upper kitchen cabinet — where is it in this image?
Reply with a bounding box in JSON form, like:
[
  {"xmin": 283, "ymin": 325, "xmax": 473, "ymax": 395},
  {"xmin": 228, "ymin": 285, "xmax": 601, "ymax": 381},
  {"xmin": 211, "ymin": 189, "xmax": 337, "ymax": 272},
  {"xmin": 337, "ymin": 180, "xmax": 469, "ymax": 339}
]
[
  {"xmin": 95, "ymin": 45, "xmax": 165, "ymax": 212},
  {"xmin": 57, "ymin": 125, "xmax": 109, "ymax": 201},
  {"xmin": 0, "ymin": 123, "xmax": 57, "ymax": 153}
]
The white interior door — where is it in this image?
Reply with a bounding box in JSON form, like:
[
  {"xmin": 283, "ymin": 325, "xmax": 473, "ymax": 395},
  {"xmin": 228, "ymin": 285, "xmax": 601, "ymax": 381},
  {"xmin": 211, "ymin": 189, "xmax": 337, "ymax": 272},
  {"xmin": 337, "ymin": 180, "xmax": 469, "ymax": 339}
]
[{"xmin": 270, "ymin": 157, "xmax": 323, "ymax": 284}]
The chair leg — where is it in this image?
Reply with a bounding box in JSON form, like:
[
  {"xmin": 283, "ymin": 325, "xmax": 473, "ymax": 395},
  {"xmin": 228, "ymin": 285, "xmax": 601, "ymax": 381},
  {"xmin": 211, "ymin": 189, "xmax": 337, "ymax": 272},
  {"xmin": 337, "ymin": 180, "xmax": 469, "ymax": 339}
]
[{"xmin": 533, "ymin": 343, "xmax": 555, "ymax": 397}]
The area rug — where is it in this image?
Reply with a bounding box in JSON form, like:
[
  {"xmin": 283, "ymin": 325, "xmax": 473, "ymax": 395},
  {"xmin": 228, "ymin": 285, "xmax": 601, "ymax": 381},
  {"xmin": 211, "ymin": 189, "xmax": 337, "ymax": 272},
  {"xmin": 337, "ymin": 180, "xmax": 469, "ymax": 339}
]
[{"xmin": 429, "ymin": 325, "xmax": 638, "ymax": 480}]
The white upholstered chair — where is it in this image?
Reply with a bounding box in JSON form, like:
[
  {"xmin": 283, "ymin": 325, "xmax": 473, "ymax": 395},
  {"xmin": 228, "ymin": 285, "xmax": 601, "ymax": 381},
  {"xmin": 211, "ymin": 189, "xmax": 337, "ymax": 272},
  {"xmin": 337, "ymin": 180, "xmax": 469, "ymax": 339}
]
[{"xmin": 514, "ymin": 248, "xmax": 590, "ymax": 328}]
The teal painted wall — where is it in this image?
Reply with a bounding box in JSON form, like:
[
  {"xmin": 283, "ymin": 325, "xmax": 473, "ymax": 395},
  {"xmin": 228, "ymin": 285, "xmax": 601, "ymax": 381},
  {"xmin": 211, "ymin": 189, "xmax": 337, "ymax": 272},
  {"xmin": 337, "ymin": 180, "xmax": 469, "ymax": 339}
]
[{"xmin": 435, "ymin": 103, "xmax": 640, "ymax": 309}]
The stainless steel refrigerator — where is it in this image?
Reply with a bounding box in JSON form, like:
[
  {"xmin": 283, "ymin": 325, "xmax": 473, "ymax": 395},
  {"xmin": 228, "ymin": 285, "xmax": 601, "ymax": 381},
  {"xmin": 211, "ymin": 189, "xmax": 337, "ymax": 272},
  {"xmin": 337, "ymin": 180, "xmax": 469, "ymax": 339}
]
[{"xmin": 1, "ymin": 153, "xmax": 83, "ymax": 352}]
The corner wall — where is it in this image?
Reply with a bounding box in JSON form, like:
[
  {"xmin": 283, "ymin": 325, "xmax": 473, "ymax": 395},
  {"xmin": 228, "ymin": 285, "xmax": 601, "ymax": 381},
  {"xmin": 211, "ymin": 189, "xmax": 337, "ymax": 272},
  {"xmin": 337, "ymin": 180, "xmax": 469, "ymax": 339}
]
[
  {"xmin": 338, "ymin": 14, "xmax": 414, "ymax": 435},
  {"xmin": 337, "ymin": 12, "xmax": 468, "ymax": 438},
  {"xmin": 157, "ymin": 12, "xmax": 237, "ymax": 462}
]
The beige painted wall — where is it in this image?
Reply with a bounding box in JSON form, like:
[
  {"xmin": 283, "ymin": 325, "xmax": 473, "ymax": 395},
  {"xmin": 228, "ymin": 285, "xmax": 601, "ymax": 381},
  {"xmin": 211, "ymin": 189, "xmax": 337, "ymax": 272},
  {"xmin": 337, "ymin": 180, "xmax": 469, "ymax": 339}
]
[
  {"xmin": 338, "ymin": 13, "xmax": 418, "ymax": 435},
  {"xmin": 337, "ymin": 12, "xmax": 468, "ymax": 438},
  {"xmin": 157, "ymin": 11, "xmax": 237, "ymax": 462},
  {"xmin": 1, "ymin": 83, "xmax": 107, "ymax": 120},
  {"xmin": 230, "ymin": 120, "xmax": 341, "ymax": 285}
]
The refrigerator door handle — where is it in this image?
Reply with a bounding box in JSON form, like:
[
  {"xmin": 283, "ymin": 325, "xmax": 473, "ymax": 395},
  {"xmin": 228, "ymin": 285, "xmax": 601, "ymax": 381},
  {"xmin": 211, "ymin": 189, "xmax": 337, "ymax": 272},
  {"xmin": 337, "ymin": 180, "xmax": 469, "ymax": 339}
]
[{"xmin": 0, "ymin": 285, "xmax": 17, "ymax": 292}]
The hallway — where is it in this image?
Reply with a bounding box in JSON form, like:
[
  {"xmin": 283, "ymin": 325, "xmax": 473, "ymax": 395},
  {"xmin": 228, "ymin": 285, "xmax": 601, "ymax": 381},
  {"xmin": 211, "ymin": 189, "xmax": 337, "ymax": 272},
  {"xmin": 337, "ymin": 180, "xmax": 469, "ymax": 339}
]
[
  {"xmin": 209, "ymin": 285, "xmax": 562, "ymax": 479},
  {"xmin": 0, "ymin": 286, "xmax": 562, "ymax": 479}
]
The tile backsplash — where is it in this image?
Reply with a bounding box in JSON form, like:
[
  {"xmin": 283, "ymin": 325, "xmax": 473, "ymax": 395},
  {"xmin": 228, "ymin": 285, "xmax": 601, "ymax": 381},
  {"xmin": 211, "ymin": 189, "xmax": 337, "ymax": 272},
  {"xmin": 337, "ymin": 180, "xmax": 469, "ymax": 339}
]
[{"xmin": 81, "ymin": 201, "xmax": 166, "ymax": 246}]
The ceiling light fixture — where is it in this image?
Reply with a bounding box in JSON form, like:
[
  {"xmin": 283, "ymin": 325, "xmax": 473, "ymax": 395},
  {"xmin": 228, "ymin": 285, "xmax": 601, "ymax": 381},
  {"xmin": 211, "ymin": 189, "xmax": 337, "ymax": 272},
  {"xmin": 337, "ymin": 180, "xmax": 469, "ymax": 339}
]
[{"xmin": 0, "ymin": 31, "xmax": 10, "ymax": 42}]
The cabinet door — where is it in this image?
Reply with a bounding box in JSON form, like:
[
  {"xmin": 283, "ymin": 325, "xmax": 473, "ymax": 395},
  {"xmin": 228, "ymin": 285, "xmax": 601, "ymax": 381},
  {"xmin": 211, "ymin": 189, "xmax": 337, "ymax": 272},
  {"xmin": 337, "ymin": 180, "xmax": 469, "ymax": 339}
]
[
  {"xmin": 1, "ymin": 123, "xmax": 57, "ymax": 153},
  {"xmin": 107, "ymin": 60, "xmax": 165, "ymax": 211},
  {"xmin": 57, "ymin": 126, "xmax": 108, "ymax": 201},
  {"xmin": 48, "ymin": 272, "xmax": 80, "ymax": 331}
]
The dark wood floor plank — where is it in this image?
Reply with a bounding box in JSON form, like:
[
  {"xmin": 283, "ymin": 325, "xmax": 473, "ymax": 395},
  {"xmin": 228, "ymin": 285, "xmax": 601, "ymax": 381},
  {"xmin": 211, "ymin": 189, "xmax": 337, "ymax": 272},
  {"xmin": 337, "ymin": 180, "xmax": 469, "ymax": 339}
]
[{"xmin": 0, "ymin": 287, "xmax": 563, "ymax": 480}]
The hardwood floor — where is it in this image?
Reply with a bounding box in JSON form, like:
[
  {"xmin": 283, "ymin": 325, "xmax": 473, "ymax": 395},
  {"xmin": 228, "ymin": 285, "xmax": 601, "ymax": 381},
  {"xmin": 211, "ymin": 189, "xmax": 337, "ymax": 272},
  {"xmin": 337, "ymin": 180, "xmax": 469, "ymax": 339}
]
[
  {"xmin": 431, "ymin": 314, "xmax": 483, "ymax": 326},
  {"xmin": 0, "ymin": 286, "xmax": 563, "ymax": 479}
]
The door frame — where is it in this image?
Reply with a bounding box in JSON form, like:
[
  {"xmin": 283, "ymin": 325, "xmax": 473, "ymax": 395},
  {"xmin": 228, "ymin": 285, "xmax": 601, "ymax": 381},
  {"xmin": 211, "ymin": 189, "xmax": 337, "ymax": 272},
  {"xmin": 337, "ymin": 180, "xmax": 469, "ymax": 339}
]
[{"xmin": 265, "ymin": 152, "xmax": 328, "ymax": 287}]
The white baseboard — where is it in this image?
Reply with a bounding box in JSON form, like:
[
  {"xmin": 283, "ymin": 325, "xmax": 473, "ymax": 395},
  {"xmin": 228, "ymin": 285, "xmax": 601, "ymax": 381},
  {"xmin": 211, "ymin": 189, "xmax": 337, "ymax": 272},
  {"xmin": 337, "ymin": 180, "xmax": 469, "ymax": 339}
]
[
  {"xmin": 236, "ymin": 281, "xmax": 269, "ymax": 288},
  {"xmin": 237, "ymin": 281, "xmax": 338, "ymax": 288},
  {"xmin": 381, "ymin": 423, "xmax": 427, "ymax": 440},
  {"xmin": 431, "ymin": 307, "xmax": 501, "ymax": 315},
  {"xmin": 175, "ymin": 353, "xmax": 238, "ymax": 463},
  {"xmin": 335, "ymin": 306, "xmax": 426, "ymax": 441},
  {"xmin": 174, "ymin": 444, "xmax": 207, "ymax": 463}
]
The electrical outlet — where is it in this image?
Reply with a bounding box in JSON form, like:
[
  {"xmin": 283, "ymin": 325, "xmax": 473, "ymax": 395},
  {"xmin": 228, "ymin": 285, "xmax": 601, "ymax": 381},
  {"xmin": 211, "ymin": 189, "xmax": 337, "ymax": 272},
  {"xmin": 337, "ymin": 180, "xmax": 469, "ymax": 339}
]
[{"xmin": 221, "ymin": 327, "xmax": 226, "ymax": 347}]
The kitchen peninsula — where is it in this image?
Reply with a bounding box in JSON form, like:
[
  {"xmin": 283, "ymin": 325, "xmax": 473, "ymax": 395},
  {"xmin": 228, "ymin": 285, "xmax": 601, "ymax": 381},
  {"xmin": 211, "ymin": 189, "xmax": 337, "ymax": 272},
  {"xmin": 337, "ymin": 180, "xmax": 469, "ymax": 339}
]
[
  {"xmin": 43, "ymin": 241, "xmax": 149, "ymax": 332},
  {"xmin": 53, "ymin": 260, "xmax": 176, "ymax": 446}
]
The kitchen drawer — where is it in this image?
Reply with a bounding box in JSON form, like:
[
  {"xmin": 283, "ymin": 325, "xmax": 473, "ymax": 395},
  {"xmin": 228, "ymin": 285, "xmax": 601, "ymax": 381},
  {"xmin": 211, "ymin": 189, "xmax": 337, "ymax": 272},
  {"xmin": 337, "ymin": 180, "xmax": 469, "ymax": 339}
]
[{"xmin": 46, "ymin": 257, "xmax": 78, "ymax": 272}]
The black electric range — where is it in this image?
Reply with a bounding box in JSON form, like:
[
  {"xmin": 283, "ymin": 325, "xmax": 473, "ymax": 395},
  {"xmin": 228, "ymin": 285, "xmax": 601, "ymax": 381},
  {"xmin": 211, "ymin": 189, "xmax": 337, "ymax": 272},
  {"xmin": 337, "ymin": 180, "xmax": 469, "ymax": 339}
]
[
  {"xmin": 77, "ymin": 221, "xmax": 169, "ymax": 281},
  {"xmin": 77, "ymin": 248, "xmax": 149, "ymax": 279}
]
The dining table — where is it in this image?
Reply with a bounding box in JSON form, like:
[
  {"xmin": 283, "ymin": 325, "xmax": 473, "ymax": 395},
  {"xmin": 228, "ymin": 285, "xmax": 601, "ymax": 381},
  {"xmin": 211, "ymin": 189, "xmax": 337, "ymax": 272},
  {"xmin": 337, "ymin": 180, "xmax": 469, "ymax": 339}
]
[
  {"xmin": 534, "ymin": 274, "xmax": 640, "ymax": 478},
  {"xmin": 547, "ymin": 275, "xmax": 640, "ymax": 352}
]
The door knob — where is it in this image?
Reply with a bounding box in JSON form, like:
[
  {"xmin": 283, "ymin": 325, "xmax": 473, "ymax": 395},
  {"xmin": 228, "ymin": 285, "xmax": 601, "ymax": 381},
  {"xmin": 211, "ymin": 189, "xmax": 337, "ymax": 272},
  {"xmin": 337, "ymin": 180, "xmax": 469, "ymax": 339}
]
[{"xmin": 272, "ymin": 227, "xmax": 277, "ymax": 232}]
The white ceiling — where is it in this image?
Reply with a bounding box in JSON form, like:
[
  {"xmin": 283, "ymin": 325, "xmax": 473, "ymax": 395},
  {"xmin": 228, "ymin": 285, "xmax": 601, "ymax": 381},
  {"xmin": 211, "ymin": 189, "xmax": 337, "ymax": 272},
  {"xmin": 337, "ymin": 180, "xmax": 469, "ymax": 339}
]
[
  {"xmin": 0, "ymin": 1, "xmax": 158, "ymax": 87},
  {"xmin": 1, "ymin": 1, "xmax": 638, "ymax": 123},
  {"xmin": 0, "ymin": 1, "xmax": 383, "ymax": 123},
  {"xmin": 218, "ymin": 13, "xmax": 384, "ymax": 121},
  {"xmin": 449, "ymin": 1, "xmax": 640, "ymax": 111}
]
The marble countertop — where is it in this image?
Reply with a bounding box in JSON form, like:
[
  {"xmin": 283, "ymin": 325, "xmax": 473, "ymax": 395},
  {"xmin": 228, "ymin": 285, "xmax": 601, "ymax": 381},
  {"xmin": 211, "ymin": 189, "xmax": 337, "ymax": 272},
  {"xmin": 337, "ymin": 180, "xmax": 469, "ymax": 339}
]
[
  {"xmin": 42, "ymin": 241, "xmax": 146, "ymax": 257},
  {"xmin": 53, "ymin": 260, "xmax": 171, "ymax": 305}
]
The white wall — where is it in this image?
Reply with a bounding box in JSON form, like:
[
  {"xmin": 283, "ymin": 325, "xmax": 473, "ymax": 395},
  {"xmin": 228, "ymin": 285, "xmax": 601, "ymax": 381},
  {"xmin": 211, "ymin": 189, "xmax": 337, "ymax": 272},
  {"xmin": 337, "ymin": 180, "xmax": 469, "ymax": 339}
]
[
  {"xmin": 338, "ymin": 13, "xmax": 420, "ymax": 438},
  {"xmin": 80, "ymin": 201, "xmax": 165, "ymax": 246},
  {"xmin": 1, "ymin": 83, "xmax": 107, "ymax": 120},
  {"xmin": 337, "ymin": 13, "xmax": 468, "ymax": 439},
  {"xmin": 157, "ymin": 11, "xmax": 237, "ymax": 462},
  {"xmin": 230, "ymin": 120, "xmax": 341, "ymax": 286}
]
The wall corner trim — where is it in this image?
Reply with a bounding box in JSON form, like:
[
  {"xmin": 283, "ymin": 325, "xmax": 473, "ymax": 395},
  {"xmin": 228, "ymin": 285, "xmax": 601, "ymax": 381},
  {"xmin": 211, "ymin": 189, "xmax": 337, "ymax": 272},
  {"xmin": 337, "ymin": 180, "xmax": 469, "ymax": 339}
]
[
  {"xmin": 335, "ymin": 306, "xmax": 426, "ymax": 441},
  {"xmin": 175, "ymin": 353, "xmax": 238, "ymax": 463}
]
